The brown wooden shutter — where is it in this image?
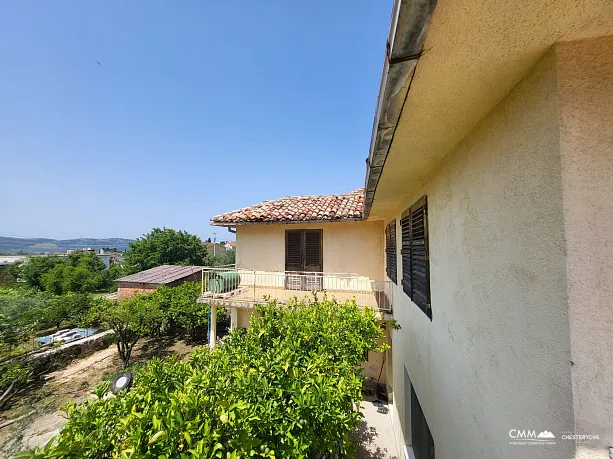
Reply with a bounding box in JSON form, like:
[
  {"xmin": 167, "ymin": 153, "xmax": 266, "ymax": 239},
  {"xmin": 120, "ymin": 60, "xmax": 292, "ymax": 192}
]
[
  {"xmin": 386, "ymin": 220, "xmax": 397, "ymax": 283},
  {"xmin": 410, "ymin": 199, "xmax": 430, "ymax": 317},
  {"xmin": 401, "ymin": 196, "xmax": 431, "ymax": 319},
  {"xmin": 285, "ymin": 230, "xmax": 303, "ymax": 271},
  {"xmin": 401, "ymin": 214, "xmax": 412, "ymax": 297},
  {"xmin": 304, "ymin": 230, "xmax": 322, "ymax": 272}
]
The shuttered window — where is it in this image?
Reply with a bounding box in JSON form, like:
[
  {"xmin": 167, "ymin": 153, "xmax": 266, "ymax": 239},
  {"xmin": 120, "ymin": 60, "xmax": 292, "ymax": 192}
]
[
  {"xmin": 285, "ymin": 230, "xmax": 322, "ymax": 272},
  {"xmin": 385, "ymin": 220, "xmax": 397, "ymax": 283},
  {"xmin": 401, "ymin": 196, "xmax": 431, "ymax": 319}
]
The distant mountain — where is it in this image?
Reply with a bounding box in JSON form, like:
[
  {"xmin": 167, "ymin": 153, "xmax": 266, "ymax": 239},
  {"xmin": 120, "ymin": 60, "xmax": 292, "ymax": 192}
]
[{"xmin": 0, "ymin": 236, "xmax": 134, "ymax": 254}]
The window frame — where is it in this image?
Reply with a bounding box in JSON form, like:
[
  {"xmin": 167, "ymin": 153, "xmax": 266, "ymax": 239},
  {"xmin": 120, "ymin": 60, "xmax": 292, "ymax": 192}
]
[
  {"xmin": 401, "ymin": 196, "xmax": 431, "ymax": 320},
  {"xmin": 284, "ymin": 229, "xmax": 323, "ymax": 272}
]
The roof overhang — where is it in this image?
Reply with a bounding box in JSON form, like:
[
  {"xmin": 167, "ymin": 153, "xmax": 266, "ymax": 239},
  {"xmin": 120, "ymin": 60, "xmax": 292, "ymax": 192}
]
[
  {"xmin": 365, "ymin": 0, "xmax": 613, "ymax": 219},
  {"xmin": 364, "ymin": 0, "xmax": 437, "ymax": 218}
]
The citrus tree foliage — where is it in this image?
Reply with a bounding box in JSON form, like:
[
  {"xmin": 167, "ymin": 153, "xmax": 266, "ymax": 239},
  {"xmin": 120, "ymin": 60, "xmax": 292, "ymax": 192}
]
[
  {"xmin": 89, "ymin": 296, "xmax": 163, "ymax": 368},
  {"xmin": 123, "ymin": 228, "xmax": 212, "ymax": 274},
  {"xmin": 29, "ymin": 298, "xmax": 386, "ymax": 458},
  {"xmin": 153, "ymin": 282, "xmax": 222, "ymax": 339},
  {"xmin": 154, "ymin": 282, "xmax": 203, "ymax": 337}
]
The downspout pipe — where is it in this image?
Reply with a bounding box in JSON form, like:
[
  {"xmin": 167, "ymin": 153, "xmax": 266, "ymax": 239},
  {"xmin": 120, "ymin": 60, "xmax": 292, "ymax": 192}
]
[{"xmin": 364, "ymin": 0, "xmax": 437, "ymax": 218}]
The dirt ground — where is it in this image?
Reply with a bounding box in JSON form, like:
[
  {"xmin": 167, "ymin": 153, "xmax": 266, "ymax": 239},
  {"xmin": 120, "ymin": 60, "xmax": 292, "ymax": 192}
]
[{"xmin": 0, "ymin": 336, "xmax": 200, "ymax": 458}]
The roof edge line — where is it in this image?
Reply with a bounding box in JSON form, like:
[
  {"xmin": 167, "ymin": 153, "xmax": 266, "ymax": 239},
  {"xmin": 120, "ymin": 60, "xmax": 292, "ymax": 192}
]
[
  {"xmin": 364, "ymin": 0, "xmax": 437, "ymax": 218},
  {"xmin": 210, "ymin": 217, "xmax": 365, "ymax": 227}
]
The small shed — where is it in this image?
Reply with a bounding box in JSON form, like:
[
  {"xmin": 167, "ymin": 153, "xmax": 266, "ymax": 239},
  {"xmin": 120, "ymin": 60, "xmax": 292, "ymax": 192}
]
[{"xmin": 116, "ymin": 265, "xmax": 203, "ymax": 300}]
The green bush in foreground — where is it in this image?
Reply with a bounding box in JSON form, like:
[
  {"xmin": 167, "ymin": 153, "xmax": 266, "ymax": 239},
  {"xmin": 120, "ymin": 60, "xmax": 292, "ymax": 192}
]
[{"xmin": 26, "ymin": 297, "xmax": 386, "ymax": 459}]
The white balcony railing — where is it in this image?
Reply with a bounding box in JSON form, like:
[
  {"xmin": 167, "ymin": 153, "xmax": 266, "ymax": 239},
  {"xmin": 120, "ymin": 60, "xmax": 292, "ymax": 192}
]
[{"xmin": 200, "ymin": 265, "xmax": 393, "ymax": 312}]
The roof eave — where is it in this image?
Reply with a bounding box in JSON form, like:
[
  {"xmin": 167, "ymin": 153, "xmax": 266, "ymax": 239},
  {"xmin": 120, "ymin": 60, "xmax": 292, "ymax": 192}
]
[
  {"xmin": 210, "ymin": 217, "xmax": 364, "ymax": 227},
  {"xmin": 364, "ymin": 0, "xmax": 437, "ymax": 218}
]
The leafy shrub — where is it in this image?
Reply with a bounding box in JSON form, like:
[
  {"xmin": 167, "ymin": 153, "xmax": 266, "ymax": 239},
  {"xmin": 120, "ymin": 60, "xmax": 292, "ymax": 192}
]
[
  {"xmin": 28, "ymin": 297, "xmax": 386, "ymax": 458},
  {"xmin": 153, "ymin": 282, "xmax": 223, "ymax": 339}
]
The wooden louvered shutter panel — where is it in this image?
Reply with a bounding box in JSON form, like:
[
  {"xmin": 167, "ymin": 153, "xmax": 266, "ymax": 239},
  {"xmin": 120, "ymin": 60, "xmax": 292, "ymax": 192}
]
[
  {"xmin": 401, "ymin": 214, "xmax": 412, "ymax": 297},
  {"xmin": 386, "ymin": 221, "xmax": 397, "ymax": 283},
  {"xmin": 385, "ymin": 224, "xmax": 390, "ymax": 277},
  {"xmin": 286, "ymin": 231, "xmax": 303, "ymax": 272},
  {"xmin": 410, "ymin": 198, "xmax": 431, "ymax": 318},
  {"xmin": 304, "ymin": 230, "xmax": 322, "ymax": 272},
  {"xmin": 304, "ymin": 230, "xmax": 323, "ymax": 290}
]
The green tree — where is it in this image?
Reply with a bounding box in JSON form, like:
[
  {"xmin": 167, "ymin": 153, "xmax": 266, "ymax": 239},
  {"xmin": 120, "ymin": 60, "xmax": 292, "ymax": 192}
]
[
  {"xmin": 89, "ymin": 296, "xmax": 163, "ymax": 367},
  {"xmin": 105, "ymin": 264, "xmax": 125, "ymax": 292},
  {"xmin": 0, "ymin": 288, "xmax": 44, "ymax": 411},
  {"xmin": 43, "ymin": 293, "xmax": 92, "ymax": 331},
  {"xmin": 35, "ymin": 253, "xmax": 111, "ymax": 294},
  {"xmin": 123, "ymin": 228, "xmax": 211, "ymax": 274},
  {"xmin": 20, "ymin": 256, "xmax": 63, "ymax": 289},
  {"xmin": 4, "ymin": 261, "xmax": 23, "ymax": 283},
  {"xmin": 211, "ymin": 248, "xmax": 236, "ymax": 266},
  {"xmin": 0, "ymin": 288, "xmax": 49, "ymax": 343}
]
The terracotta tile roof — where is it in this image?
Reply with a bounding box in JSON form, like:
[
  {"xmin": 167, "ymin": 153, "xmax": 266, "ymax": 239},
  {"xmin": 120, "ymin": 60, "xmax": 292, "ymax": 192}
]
[{"xmin": 211, "ymin": 189, "xmax": 364, "ymax": 225}]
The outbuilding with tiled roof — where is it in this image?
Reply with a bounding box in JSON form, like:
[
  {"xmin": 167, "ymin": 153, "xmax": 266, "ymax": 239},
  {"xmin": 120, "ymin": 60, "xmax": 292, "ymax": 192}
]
[{"xmin": 116, "ymin": 265, "xmax": 203, "ymax": 300}]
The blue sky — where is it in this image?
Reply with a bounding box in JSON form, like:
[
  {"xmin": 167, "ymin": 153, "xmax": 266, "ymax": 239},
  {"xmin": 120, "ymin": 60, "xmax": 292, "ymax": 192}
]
[{"xmin": 1, "ymin": 1, "xmax": 391, "ymax": 241}]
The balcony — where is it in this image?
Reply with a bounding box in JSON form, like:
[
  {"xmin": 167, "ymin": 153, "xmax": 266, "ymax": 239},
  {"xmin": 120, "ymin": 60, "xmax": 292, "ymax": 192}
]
[{"xmin": 198, "ymin": 266, "xmax": 393, "ymax": 316}]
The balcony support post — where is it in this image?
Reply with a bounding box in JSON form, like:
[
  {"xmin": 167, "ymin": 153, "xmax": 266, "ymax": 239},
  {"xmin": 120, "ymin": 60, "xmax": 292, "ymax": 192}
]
[{"xmin": 209, "ymin": 302, "xmax": 217, "ymax": 349}]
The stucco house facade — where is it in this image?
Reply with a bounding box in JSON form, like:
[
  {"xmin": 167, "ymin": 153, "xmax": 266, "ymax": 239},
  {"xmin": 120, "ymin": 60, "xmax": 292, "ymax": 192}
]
[
  {"xmin": 207, "ymin": 189, "xmax": 393, "ymax": 385},
  {"xmin": 206, "ymin": 1, "xmax": 613, "ymax": 457},
  {"xmin": 362, "ymin": 1, "xmax": 613, "ymax": 458}
]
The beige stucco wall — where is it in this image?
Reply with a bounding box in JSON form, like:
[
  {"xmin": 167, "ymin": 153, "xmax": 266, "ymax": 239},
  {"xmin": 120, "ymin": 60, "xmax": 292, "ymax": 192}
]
[
  {"xmin": 236, "ymin": 308, "xmax": 252, "ymax": 329},
  {"xmin": 386, "ymin": 49, "xmax": 578, "ymax": 458},
  {"xmin": 556, "ymin": 37, "xmax": 613, "ymax": 458},
  {"xmin": 235, "ymin": 221, "xmax": 385, "ymax": 280}
]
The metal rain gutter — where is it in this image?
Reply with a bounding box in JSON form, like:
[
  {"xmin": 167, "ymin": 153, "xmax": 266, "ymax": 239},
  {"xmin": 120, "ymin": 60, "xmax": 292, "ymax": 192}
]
[{"xmin": 364, "ymin": 0, "xmax": 437, "ymax": 218}]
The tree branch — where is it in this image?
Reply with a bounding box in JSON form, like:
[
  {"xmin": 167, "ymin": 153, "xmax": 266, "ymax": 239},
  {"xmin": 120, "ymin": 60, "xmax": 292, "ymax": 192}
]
[{"xmin": 0, "ymin": 379, "xmax": 17, "ymax": 410}]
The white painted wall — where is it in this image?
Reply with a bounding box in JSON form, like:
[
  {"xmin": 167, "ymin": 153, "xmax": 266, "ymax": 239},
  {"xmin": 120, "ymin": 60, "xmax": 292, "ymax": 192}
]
[
  {"xmin": 386, "ymin": 49, "xmax": 577, "ymax": 458},
  {"xmin": 557, "ymin": 36, "xmax": 613, "ymax": 459}
]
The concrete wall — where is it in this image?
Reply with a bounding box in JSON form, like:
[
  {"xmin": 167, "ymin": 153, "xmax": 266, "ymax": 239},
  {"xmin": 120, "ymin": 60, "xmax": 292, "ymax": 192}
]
[
  {"xmin": 556, "ymin": 37, "xmax": 613, "ymax": 459},
  {"xmin": 361, "ymin": 332, "xmax": 391, "ymax": 385},
  {"xmin": 386, "ymin": 49, "xmax": 577, "ymax": 458},
  {"xmin": 236, "ymin": 221, "xmax": 385, "ymax": 280}
]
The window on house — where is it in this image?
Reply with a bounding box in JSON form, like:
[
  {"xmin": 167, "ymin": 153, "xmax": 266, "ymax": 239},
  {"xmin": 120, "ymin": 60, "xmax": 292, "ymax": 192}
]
[
  {"xmin": 385, "ymin": 220, "xmax": 397, "ymax": 283},
  {"xmin": 411, "ymin": 383, "xmax": 435, "ymax": 459},
  {"xmin": 285, "ymin": 229, "xmax": 323, "ymax": 290},
  {"xmin": 401, "ymin": 196, "xmax": 431, "ymax": 319}
]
